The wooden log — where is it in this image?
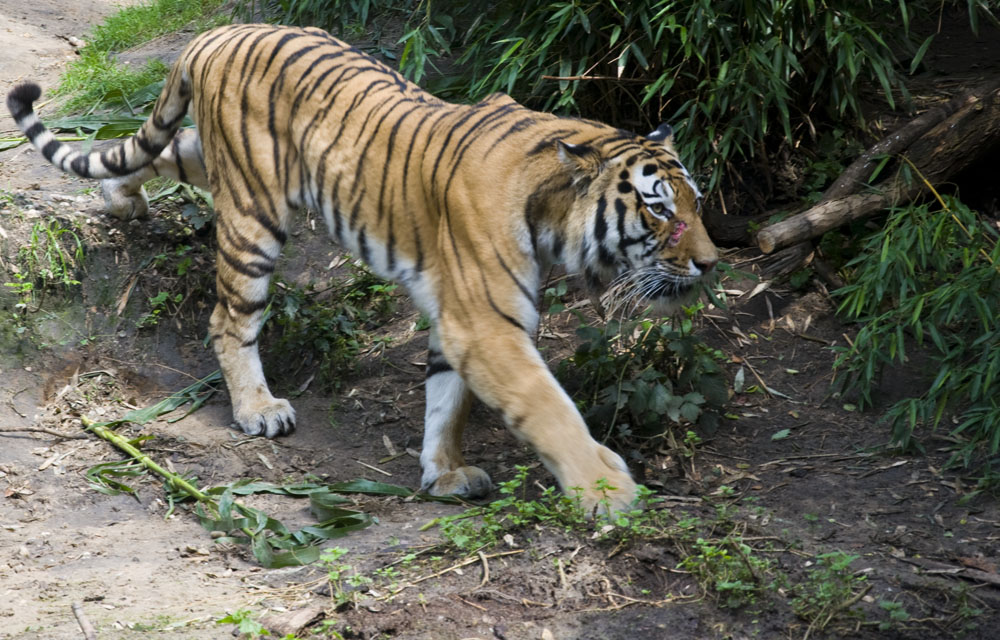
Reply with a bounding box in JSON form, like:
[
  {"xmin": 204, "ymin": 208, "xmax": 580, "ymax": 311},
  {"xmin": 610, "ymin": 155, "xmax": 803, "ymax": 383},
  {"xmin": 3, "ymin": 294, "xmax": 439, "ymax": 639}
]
[
  {"xmin": 759, "ymin": 242, "xmax": 814, "ymax": 278},
  {"xmin": 757, "ymin": 81, "xmax": 1000, "ymax": 254},
  {"xmin": 821, "ymin": 83, "xmax": 995, "ymax": 200},
  {"xmin": 757, "ymin": 191, "xmax": 893, "ymax": 254}
]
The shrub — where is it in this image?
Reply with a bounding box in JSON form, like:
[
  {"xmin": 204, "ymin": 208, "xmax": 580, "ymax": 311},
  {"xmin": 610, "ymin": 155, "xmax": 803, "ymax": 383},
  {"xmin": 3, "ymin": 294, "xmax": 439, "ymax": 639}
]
[
  {"xmin": 833, "ymin": 195, "xmax": 1000, "ymax": 477},
  {"xmin": 559, "ymin": 305, "xmax": 728, "ymax": 452}
]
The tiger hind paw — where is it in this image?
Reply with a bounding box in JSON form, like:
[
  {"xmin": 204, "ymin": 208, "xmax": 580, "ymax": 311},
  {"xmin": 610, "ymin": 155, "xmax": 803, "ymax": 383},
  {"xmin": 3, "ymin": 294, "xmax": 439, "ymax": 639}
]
[{"xmin": 423, "ymin": 465, "xmax": 492, "ymax": 499}]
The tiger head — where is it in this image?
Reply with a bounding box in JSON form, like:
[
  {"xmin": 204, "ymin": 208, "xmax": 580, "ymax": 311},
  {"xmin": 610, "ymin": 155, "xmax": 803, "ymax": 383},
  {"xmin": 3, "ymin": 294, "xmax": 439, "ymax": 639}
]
[{"xmin": 557, "ymin": 123, "xmax": 719, "ymax": 316}]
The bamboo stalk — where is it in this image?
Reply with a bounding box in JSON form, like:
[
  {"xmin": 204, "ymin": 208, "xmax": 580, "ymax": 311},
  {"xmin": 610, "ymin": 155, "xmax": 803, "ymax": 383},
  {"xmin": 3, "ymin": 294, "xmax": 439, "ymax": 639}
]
[{"xmin": 81, "ymin": 416, "xmax": 212, "ymax": 503}]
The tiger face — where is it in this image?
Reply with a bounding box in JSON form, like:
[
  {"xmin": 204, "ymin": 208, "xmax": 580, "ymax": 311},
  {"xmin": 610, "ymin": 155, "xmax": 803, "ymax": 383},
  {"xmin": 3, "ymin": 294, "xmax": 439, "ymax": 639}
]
[{"xmin": 558, "ymin": 124, "xmax": 718, "ymax": 316}]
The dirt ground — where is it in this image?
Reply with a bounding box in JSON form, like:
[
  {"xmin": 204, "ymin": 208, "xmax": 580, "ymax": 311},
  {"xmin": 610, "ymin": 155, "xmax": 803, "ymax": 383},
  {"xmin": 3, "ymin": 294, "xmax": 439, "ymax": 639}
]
[{"xmin": 2, "ymin": 5, "xmax": 1000, "ymax": 640}]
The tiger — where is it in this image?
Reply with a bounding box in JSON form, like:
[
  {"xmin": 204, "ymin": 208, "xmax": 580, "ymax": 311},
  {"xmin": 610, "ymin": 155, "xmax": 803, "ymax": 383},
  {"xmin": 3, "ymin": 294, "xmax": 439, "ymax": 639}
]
[{"xmin": 6, "ymin": 23, "xmax": 719, "ymax": 513}]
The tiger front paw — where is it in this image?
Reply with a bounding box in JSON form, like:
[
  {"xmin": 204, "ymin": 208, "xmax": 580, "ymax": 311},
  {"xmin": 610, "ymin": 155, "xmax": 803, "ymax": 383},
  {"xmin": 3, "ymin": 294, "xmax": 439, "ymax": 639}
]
[
  {"xmin": 570, "ymin": 445, "xmax": 639, "ymax": 516},
  {"xmin": 233, "ymin": 397, "xmax": 296, "ymax": 438},
  {"xmin": 422, "ymin": 465, "xmax": 492, "ymax": 499}
]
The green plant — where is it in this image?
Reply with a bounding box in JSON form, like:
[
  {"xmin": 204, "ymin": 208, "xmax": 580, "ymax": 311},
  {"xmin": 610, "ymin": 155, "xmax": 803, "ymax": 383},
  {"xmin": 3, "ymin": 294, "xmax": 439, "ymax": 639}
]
[
  {"xmin": 136, "ymin": 290, "xmax": 183, "ymax": 328},
  {"xmin": 791, "ymin": 552, "xmax": 867, "ymax": 632},
  {"xmin": 833, "ymin": 196, "xmax": 1000, "ymax": 474},
  {"xmin": 433, "ymin": 466, "xmax": 584, "ymax": 551},
  {"xmin": 217, "ymin": 609, "xmax": 269, "ymax": 638},
  {"xmin": 4, "ymin": 219, "xmax": 84, "ymax": 313},
  {"xmin": 878, "ymin": 599, "xmax": 911, "ymax": 631},
  {"xmin": 678, "ymin": 536, "xmax": 780, "ymax": 609},
  {"xmin": 56, "ymin": 52, "xmax": 171, "ymax": 115},
  {"xmin": 320, "ymin": 547, "xmax": 373, "ymax": 607},
  {"xmin": 543, "ymin": 278, "xmax": 569, "ymax": 313},
  {"xmin": 263, "ymin": 262, "xmax": 397, "ymax": 389},
  {"xmin": 428, "ymin": 466, "xmax": 674, "ymax": 551},
  {"xmin": 559, "ymin": 305, "xmax": 727, "ymax": 453}
]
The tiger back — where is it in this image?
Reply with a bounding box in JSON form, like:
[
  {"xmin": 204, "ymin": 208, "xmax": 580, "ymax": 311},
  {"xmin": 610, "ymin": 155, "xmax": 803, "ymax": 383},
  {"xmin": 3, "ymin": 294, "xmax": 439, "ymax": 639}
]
[{"xmin": 7, "ymin": 24, "xmax": 719, "ymax": 512}]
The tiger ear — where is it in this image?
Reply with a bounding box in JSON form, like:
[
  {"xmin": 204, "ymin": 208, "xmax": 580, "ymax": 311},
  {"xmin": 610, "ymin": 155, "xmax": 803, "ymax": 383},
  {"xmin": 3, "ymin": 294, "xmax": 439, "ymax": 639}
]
[
  {"xmin": 556, "ymin": 140, "xmax": 604, "ymax": 179},
  {"xmin": 646, "ymin": 123, "xmax": 674, "ymax": 146}
]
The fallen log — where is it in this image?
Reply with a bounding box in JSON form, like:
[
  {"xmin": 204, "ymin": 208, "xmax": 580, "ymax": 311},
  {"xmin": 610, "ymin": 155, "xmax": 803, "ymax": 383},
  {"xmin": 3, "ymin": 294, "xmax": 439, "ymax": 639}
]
[
  {"xmin": 821, "ymin": 80, "xmax": 1000, "ymax": 200},
  {"xmin": 757, "ymin": 80, "xmax": 1000, "ymax": 254}
]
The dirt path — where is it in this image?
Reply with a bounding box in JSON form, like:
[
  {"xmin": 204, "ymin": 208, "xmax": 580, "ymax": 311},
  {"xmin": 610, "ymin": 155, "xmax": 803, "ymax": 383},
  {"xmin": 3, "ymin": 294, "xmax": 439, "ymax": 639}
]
[
  {"xmin": 0, "ymin": 4, "xmax": 283, "ymax": 638},
  {"xmin": 2, "ymin": 5, "xmax": 1000, "ymax": 640}
]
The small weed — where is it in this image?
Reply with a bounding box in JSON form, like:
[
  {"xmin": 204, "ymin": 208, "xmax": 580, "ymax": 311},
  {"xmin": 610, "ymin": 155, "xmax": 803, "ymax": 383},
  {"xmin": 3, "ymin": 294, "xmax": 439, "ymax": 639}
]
[
  {"xmin": 431, "ymin": 467, "xmax": 675, "ymax": 552},
  {"xmin": 3, "ymin": 219, "xmax": 84, "ymax": 316},
  {"xmin": 543, "ymin": 277, "xmax": 569, "ymax": 313},
  {"xmin": 320, "ymin": 547, "xmax": 373, "ymax": 608},
  {"xmin": 950, "ymin": 583, "xmax": 985, "ymax": 632},
  {"xmin": 216, "ymin": 609, "xmax": 269, "ymax": 638},
  {"xmin": 136, "ymin": 291, "xmax": 182, "ymax": 329},
  {"xmin": 678, "ymin": 537, "xmax": 781, "ymax": 609},
  {"xmin": 878, "ymin": 599, "xmax": 911, "ymax": 631},
  {"xmin": 791, "ymin": 551, "xmax": 867, "ymax": 632}
]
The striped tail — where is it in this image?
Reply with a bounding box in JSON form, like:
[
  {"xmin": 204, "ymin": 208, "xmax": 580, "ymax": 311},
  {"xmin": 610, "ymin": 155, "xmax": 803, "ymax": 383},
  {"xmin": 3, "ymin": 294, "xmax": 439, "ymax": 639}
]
[{"xmin": 6, "ymin": 67, "xmax": 192, "ymax": 180}]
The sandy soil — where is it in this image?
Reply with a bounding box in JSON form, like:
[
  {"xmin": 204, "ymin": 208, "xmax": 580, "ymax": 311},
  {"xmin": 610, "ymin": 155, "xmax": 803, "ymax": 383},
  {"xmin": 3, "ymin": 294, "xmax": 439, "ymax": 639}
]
[{"xmin": 2, "ymin": 5, "xmax": 1000, "ymax": 640}]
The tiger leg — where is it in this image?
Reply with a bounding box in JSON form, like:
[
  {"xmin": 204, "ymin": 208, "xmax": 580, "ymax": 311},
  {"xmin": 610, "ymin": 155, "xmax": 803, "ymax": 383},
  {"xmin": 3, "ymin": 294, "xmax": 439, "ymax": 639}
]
[
  {"xmin": 437, "ymin": 315, "xmax": 637, "ymax": 513},
  {"xmin": 101, "ymin": 128, "xmax": 207, "ymax": 220},
  {"xmin": 208, "ymin": 198, "xmax": 294, "ymax": 438},
  {"xmin": 419, "ymin": 327, "xmax": 492, "ymax": 498}
]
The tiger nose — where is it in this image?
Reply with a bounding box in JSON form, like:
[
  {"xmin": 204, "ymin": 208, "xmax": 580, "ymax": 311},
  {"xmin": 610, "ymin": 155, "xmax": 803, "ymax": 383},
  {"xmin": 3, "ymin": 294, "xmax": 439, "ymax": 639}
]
[{"xmin": 694, "ymin": 258, "xmax": 718, "ymax": 274}]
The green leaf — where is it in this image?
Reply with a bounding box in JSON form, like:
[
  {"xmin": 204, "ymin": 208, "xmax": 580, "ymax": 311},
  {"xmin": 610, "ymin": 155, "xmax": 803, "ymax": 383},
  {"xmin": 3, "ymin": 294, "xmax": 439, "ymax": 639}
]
[{"xmin": 910, "ymin": 35, "xmax": 934, "ymax": 74}]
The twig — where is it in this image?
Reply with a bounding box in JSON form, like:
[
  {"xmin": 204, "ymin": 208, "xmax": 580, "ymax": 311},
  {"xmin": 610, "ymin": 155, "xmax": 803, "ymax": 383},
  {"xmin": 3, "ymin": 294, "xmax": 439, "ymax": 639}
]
[
  {"xmin": 454, "ymin": 594, "xmax": 487, "ymax": 611},
  {"xmin": 82, "ymin": 416, "xmax": 212, "ymax": 502},
  {"xmin": 803, "ymin": 584, "xmax": 872, "ymax": 640},
  {"xmin": 381, "ymin": 550, "xmax": 525, "ymax": 600},
  {"xmin": 0, "ymin": 426, "xmax": 88, "ymax": 440},
  {"xmin": 355, "ymin": 459, "xmax": 392, "ymax": 477},
  {"xmin": 72, "ymin": 602, "xmax": 98, "ymax": 640},
  {"xmin": 477, "ymin": 551, "xmax": 490, "ymax": 589}
]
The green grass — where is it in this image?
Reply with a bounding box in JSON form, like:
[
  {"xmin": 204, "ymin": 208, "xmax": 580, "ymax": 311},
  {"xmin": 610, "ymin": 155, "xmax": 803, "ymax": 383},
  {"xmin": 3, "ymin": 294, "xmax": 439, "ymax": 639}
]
[
  {"xmin": 88, "ymin": 0, "xmax": 227, "ymax": 52},
  {"xmin": 54, "ymin": 0, "xmax": 228, "ymax": 114},
  {"xmin": 56, "ymin": 51, "xmax": 170, "ymax": 114}
]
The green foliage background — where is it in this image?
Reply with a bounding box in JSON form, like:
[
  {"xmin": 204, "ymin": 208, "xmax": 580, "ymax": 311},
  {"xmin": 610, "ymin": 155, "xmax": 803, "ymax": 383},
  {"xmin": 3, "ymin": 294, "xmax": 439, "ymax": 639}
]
[{"xmin": 236, "ymin": 0, "xmax": 994, "ymax": 191}]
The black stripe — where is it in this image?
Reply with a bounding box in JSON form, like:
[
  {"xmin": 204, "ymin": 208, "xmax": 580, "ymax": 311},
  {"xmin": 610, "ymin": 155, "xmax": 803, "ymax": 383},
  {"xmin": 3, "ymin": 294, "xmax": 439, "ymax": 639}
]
[
  {"xmin": 218, "ymin": 245, "xmax": 275, "ymax": 279},
  {"xmin": 135, "ymin": 132, "xmax": 160, "ymax": 156},
  {"xmin": 358, "ymin": 226, "xmax": 370, "ymax": 264},
  {"xmin": 70, "ymin": 155, "xmax": 89, "ymax": 176},
  {"xmin": 593, "ymin": 195, "xmax": 607, "ymax": 241},
  {"xmin": 494, "ymin": 248, "xmax": 535, "ymax": 304},
  {"xmin": 220, "ymin": 292, "xmax": 267, "ymax": 316},
  {"xmin": 24, "ymin": 121, "xmax": 45, "ymax": 139},
  {"xmin": 40, "ymin": 140, "xmax": 60, "ymax": 161},
  {"xmin": 426, "ymin": 353, "xmax": 453, "ymax": 378},
  {"xmin": 480, "ymin": 272, "xmax": 527, "ymax": 333},
  {"xmin": 172, "ymin": 136, "xmax": 188, "ymax": 184}
]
